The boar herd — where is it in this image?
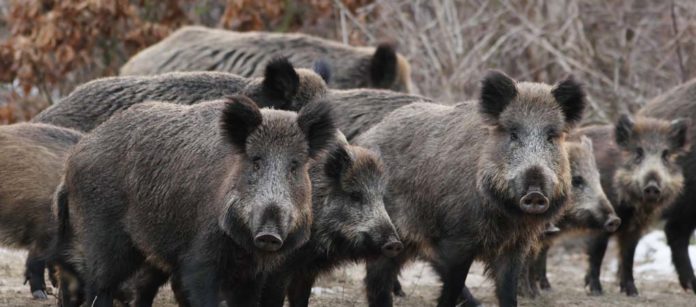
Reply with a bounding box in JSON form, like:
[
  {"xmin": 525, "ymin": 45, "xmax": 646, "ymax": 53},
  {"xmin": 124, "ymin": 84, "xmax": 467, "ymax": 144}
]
[{"xmin": 0, "ymin": 25, "xmax": 694, "ymax": 307}]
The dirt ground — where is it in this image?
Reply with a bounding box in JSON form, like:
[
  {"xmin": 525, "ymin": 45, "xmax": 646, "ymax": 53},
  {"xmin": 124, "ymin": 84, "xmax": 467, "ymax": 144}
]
[{"xmin": 1, "ymin": 234, "xmax": 694, "ymax": 307}]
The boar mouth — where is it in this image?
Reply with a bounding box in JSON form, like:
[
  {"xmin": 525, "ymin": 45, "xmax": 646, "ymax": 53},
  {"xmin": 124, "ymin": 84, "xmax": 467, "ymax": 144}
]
[
  {"xmin": 519, "ymin": 187, "xmax": 550, "ymax": 214},
  {"xmin": 253, "ymin": 231, "xmax": 284, "ymax": 252}
]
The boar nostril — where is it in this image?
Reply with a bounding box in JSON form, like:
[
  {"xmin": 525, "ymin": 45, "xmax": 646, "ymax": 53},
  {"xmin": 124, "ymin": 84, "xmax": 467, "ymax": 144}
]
[
  {"xmin": 519, "ymin": 191, "xmax": 549, "ymax": 214},
  {"xmin": 254, "ymin": 232, "xmax": 283, "ymax": 252},
  {"xmin": 643, "ymin": 184, "xmax": 661, "ymax": 200},
  {"xmin": 381, "ymin": 241, "xmax": 404, "ymax": 258},
  {"xmin": 604, "ymin": 216, "xmax": 621, "ymax": 232}
]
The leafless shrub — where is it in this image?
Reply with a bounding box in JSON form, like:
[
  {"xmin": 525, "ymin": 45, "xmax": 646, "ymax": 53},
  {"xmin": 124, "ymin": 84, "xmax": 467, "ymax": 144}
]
[{"xmin": 339, "ymin": 0, "xmax": 696, "ymax": 124}]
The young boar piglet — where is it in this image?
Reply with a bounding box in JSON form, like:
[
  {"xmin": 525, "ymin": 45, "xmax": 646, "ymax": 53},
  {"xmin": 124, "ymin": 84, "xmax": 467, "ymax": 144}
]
[{"xmin": 579, "ymin": 114, "xmax": 689, "ymax": 296}]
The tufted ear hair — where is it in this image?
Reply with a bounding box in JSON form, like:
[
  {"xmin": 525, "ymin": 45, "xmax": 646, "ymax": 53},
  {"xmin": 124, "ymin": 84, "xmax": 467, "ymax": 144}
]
[
  {"xmin": 297, "ymin": 101, "xmax": 336, "ymax": 158},
  {"xmin": 312, "ymin": 59, "xmax": 332, "ymax": 84},
  {"xmin": 262, "ymin": 58, "xmax": 300, "ymax": 106},
  {"xmin": 479, "ymin": 70, "xmax": 517, "ymax": 124},
  {"xmin": 324, "ymin": 144, "xmax": 353, "ymax": 185},
  {"xmin": 220, "ymin": 95, "xmax": 263, "ymax": 152},
  {"xmin": 370, "ymin": 44, "xmax": 398, "ymax": 89},
  {"xmin": 614, "ymin": 114, "xmax": 635, "ymax": 148},
  {"xmin": 552, "ymin": 75, "xmax": 586, "ymax": 127},
  {"xmin": 668, "ymin": 118, "xmax": 690, "ymax": 151},
  {"xmin": 579, "ymin": 135, "xmax": 594, "ymax": 152}
]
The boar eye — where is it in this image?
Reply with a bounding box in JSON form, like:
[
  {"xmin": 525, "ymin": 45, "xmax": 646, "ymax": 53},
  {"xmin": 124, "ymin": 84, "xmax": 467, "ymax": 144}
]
[
  {"xmin": 509, "ymin": 130, "xmax": 519, "ymax": 141},
  {"xmin": 349, "ymin": 192, "xmax": 364, "ymax": 203},
  {"xmin": 662, "ymin": 149, "xmax": 670, "ymax": 162},
  {"xmin": 571, "ymin": 176, "xmax": 585, "ymax": 188},
  {"xmin": 289, "ymin": 160, "xmax": 300, "ymax": 174},
  {"xmin": 252, "ymin": 157, "xmax": 262, "ymax": 171},
  {"xmin": 635, "ymin": 147, "xmax": 644, "ymax": 161}
]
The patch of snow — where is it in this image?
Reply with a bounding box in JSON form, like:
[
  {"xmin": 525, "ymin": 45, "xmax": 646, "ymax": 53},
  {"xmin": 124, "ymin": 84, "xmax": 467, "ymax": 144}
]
[
  {"xmin": 310, "ymin": 287, "xmax": 336, "ymax": 296},
  {"xmin": 609, "ymin": 230, "xmax": 696, "ymax": 278}
]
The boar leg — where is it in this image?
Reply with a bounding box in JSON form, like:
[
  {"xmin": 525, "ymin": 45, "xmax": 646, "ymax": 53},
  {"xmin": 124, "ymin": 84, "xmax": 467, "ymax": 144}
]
[
  {"xmin": 132, "ymin": 264, "xmax": 170, "ymax": 307},
  {"xmin": 492, "ymin": 250, "xmax": 522, "ymax": 307},
  {"xmin": 392, "ymin": 279, "xmax": 406, "ymax": 297},
  {"xmin": 286, "ymin": 270, "xmax": 318, "ymax": 307},
  {"xmin": 365, "ymin": 254, "xmax": 408, "ymax": 307},
  {"xmin": 170, "ymin": 271, "xmax": 191, "ymax": 307},
  {"xmin": 221, "ymin": 274, "xmax": 263, "ymax": 307},
  {"xmin": 665, "ymin": 217, "xmax": 696, "ymax": 294},
  {"xmin": 517, "ymin": 253, "xmax": 537, "ymax": 298},
  {"xmin": 83, "ymin": 225, "xmax": 144, "ymax": 307},
  {"xmin": 585, "ymin": 232, "xmax": 610, "ymax": 295},
  {"xmin": 180, "ymin": 260, "xmax": 219, "ymax": 307},
  {"xmin": 458, "ymin": 285, "xmax": 481, "ymax": 307},
  {"xmin": 24, "ymin": 248, "xmax": 48, "ymax": 299},
  {"xmin": 534, "ymin": 243, "xmax": 551, "ymax": 290},
  {"xmin": 258, "ymin": 270, "xmax": 290, "ymax": 307},
  {"xmin": 618, "ymin": 229, "xmax": 641, "ymax": 296},
  {"xmin": 432, "ymin": 243, "xmax": 476, "ymax": 307}
]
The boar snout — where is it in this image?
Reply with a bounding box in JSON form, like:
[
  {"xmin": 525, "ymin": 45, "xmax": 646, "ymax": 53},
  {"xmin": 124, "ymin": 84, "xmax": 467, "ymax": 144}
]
[
  {"xmin": 252, "ymin": 203, "xmax": 289, "ymax": 252},
  {"xmin": 604, "ymin": 216, "xmax": 621, "ymax": 233},
  {"xmin": 254, "ymin": 232, "xmax": 284, "ymax": 252},
  {"xmin": 520, "ymin": 187, "xmax": 549, "ymax": 214},
  {"xmin": 642, "ymin": 180, "xmax": 661, "ymax": 202},
  {"xmin": 381, "ymin": 239, "xmax": 404, "ymax": 258}
]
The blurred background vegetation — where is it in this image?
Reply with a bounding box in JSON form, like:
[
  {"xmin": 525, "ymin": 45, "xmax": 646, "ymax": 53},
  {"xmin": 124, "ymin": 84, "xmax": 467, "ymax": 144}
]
[{"xmin": 1, "ymin": 0, "xmax": 694, "ymax": 124}]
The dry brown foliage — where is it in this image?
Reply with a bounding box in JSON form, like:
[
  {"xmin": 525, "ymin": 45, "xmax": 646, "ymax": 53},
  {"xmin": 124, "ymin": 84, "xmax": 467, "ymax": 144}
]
[{"xmin": 1, "ymin": 0, "xmax": 694, "ymax": 124}]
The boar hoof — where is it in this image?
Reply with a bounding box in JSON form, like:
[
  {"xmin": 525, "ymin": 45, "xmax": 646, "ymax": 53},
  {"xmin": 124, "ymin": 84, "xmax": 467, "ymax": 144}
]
[
  {"xmin": 32, "ymin": 290, "xmax": 48, "ymax": 300},
  {"xmin": 392, "ymin": 281, "xmax": 406, "ymax": 297},
  {"xmin": 539, "ymin": 277, "xmax": 552, "ymax": 291},
  {"xmin": 621, "ymin": 282, "xmax": 639, "ymax": 297},
  {"xmin": 584, "ymin": 274, "xmax": 603, "ymax": 296},
  {"xmin": 679, "ymin": 275, "xmax": 696, "ymax": 294}
]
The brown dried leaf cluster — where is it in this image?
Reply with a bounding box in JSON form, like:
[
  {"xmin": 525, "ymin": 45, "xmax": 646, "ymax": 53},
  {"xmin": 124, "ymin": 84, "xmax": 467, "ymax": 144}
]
[{"xmin": 1, "ymin": 1, "xmax": 694, "ymax": 125}]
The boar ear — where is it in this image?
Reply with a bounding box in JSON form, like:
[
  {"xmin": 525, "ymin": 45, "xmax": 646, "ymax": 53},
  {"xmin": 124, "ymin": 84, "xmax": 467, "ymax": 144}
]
[
  {"xmin": 614, "ymin": 114, "xmax": 635, "ymax": 148},
  {"xmin": 262, "ymin": 58, "xmax": 300, "ymax": 104},
  {"xmin": 324, "ymin": 144, "xmax": 353, "ymax": 183},
  {"xmin": 312, "ymin": 59, "xmax": 331, "ymax": 84},
  {"xmin": 220, "ymin": 95, "xmax": 263, "ymax": 151},
  {"xmin": 370, "ymin": 44, "xmax": 398, "ymax": 89},
  {"xmin": 479, "ymin": 70, "xmax": 517, "ymax": 123},
  {"xmin": 552, "ymin": 76, "xmax": 586, "ymax": 127},
  {"xmin": 669, "ymin": 118, "xmax": 690, "ymax": 151},
  {"xmin": 297, "ymin": 101, "xmax": 336, "ymax": 158},
  {"xmin": 580, "ymin": 135, "xmax": 594, "ymax": 152}
]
